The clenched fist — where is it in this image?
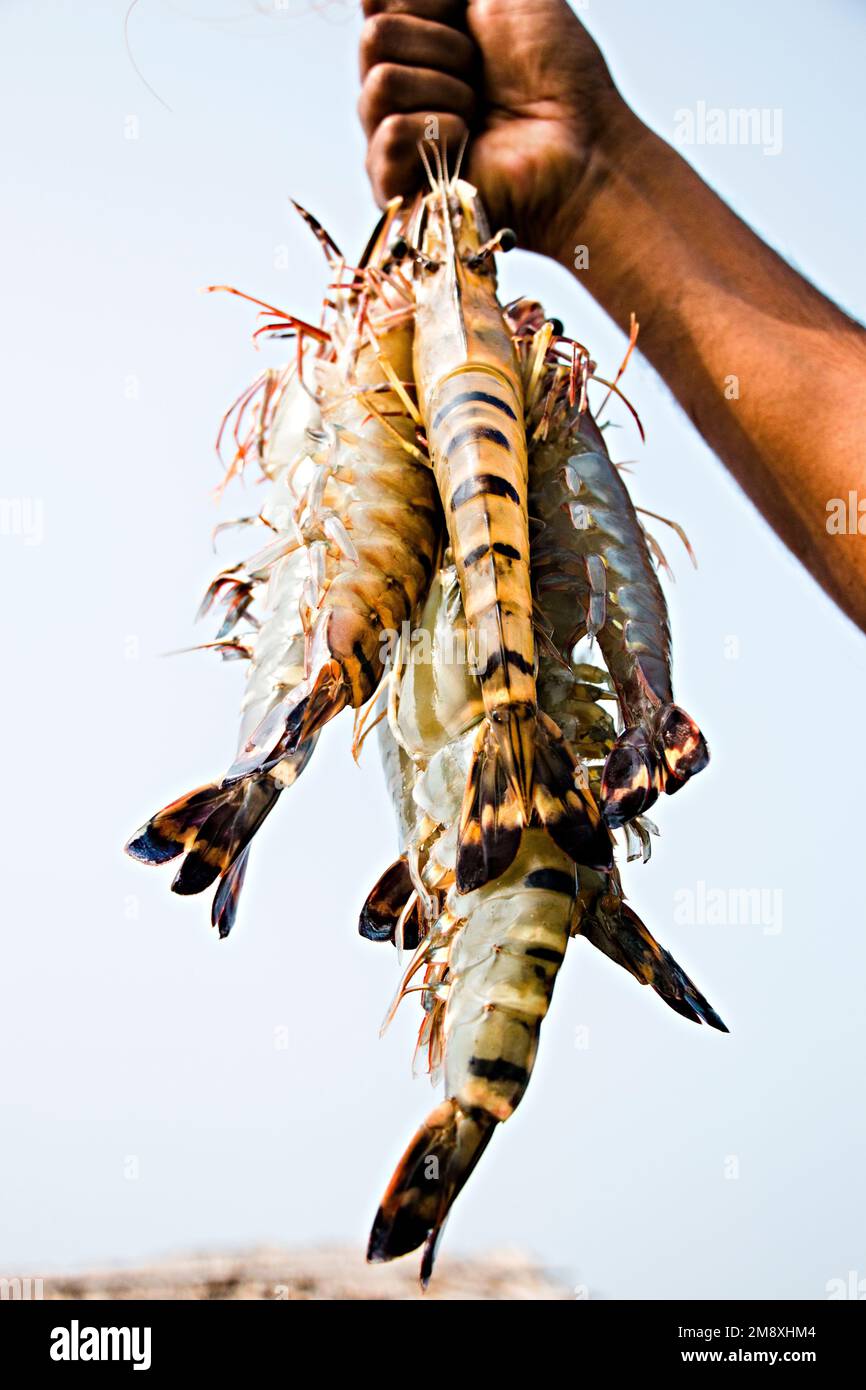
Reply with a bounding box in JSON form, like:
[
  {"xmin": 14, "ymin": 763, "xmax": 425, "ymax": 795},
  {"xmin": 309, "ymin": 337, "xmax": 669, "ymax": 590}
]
[{"xmin": 358, "ymin": 0, "xmax": 626, "ymax": 258}]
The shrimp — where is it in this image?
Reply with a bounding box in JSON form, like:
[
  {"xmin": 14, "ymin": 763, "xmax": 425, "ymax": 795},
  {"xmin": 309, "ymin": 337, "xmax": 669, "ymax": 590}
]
[
  {"xmin": 514, "ymin": 299, "xmax": 710, "ymax": 830},
  {"xmin": 361, "ymin": 562, "xmax": 725, "ymax": 1285},
  {"xmin": 125, "ymin": 203, "xmax": 441, "ymax": 932},
  {"xmin": 407, "ymin": 171, "xmax": 608, "ymax": 894}
]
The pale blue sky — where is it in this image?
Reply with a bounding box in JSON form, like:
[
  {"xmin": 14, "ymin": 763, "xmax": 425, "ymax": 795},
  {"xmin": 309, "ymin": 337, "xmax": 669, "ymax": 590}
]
[{"xmin": 1, "ymin": 0, "xmax": 864, "ymax": 1298}]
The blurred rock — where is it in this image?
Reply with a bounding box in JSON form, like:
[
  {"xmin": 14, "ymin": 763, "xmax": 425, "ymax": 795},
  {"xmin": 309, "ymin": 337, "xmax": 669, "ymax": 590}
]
[{"xmin": 44, "ymin": 1246, "xmax": 572, "ymax": 1301}]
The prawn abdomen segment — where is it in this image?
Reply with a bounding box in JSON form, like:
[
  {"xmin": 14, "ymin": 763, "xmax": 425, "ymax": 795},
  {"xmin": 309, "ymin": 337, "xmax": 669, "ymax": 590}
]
[
  {"xmin": 432, "ymin": 365, "xmax": 535, "ymax": 716},
  {"xmin": 446, "ymin": 829, "xmax": 576, "ymax": 1118},
  {"xmin": 368, "ymin": 831, "xmax": 576, "ymax": 1283},
  {"xmin": 426, "ymin": 368, "xmax": 538, "ymax": 853}
]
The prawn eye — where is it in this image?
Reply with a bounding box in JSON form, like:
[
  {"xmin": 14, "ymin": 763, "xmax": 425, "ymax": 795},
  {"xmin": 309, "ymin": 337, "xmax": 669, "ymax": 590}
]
[
  {"xmin": 548, "ymin": 318, "xmax": 564, "ymax": 336},
  {"xmin": 388, "ymin": 236, "xmax": 440, "ymax": 271}
]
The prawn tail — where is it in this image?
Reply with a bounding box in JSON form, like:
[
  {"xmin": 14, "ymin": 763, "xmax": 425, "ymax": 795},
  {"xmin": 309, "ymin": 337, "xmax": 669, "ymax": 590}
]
[
  {"xmin": 210, "ymin": 846, "xmax": 252, "ymax": 940},
  {"xmin": 532, "ymin": 710, "xmax": 613, "ymax": 871},
  {"xmin": 124, "ymin": 774, "xmax": 280, "ymax": 937},
  {"xmin": 456, "ymin": 711, "xmax": 612, "ymax": 893},
  {"xmin": 125, "ymin": 782, "xmax": 231, "ymax": 866},
  {"xmin": 657, "ymin": 703, "xmax": 710, "ymax": 790},
  {"xmin": 601, "ymin": 703, "xmax": 709, "ymax": 828},
  {"xmin": 583, "ymin": 901, "xmax": 728, "ymax": 1032},
  {"xmin": 491, "ymin": 706, "xmax": 536, "ymax": 822},
  {"xmin": 367, "ymin": 1099, "xmax": 497, "ymax": 1289},
  {"xmin": 358, "ymin": 856, "xmax": 424, "ymax": 949},
  {"xmin": 455, "ymin": 722, "xmax": 524, "ymax": 894}
]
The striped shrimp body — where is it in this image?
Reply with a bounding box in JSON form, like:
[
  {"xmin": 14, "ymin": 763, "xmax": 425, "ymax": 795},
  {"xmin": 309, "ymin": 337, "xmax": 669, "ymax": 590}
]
[
  {"xmin": 125, "ymin": 204, "xmax": 441, "ymax": 932},
  {"xmin": 408, "ymin": 175, "xmax": 608, "ymax": 893},
  {"xmin": 362, "ymin": 565, "xmax": 725, "ymax": 1284},
  {"xmin": 368, "ymin": 829, "xmax": 577, "ymax": 1285},
  {"xmin": 517, "ymin": 303, "xmax": 710, "ymax": 830},
  {"xmin": 363, "ymin": 564, "xmax": 587, "ymax": 1281}
]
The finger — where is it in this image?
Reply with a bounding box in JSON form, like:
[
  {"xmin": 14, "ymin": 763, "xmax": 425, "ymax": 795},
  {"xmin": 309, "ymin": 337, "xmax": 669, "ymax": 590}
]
[
  {"xmin": 362, "ymin": 0, "xmax": 468, "ymax": 23},
  {"xmin": 365, "ymin": 111, "xmax": 469, "ymax": 206},
  {"xmin": 358, "ymin": 63, "xmax": 474, "ymax": 139},
  {"xmin": 360, "ymin": 13, "xmax": 475, "ymax": 82}
]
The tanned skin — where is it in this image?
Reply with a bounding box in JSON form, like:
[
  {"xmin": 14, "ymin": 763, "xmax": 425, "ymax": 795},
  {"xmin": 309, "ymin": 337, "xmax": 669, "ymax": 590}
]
[{"xmin": 358, "ymin": 0, "xmax": 866, "ymax": 632}]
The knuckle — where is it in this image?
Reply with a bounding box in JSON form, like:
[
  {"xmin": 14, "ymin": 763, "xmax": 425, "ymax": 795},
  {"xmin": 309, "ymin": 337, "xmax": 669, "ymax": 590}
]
[
  {"xmin": 378, "ymin": 112, "xmax": 415, "ymax": 159},
  {"xmin": 360, "ymin": 11, "xmax": 402, "ymax": 64},
  {"xmin": 365, "ymin": 61, "xmax": 403, "ymax": 110}
]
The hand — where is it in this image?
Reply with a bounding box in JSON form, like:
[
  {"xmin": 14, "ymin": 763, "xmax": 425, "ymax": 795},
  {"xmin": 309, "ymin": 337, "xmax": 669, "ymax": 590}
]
[{"xmin": 358, "ymin": 0, "xmax": 627, "ymax": 258}]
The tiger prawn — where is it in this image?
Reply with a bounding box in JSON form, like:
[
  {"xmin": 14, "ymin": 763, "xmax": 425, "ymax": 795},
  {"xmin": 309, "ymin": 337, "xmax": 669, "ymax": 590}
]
[
  {"xmin": 512, "ymin": 298, "xmax": 710, "ymax": 831},
  {"xmin": 360, "ymin": 562, "xmax": 725, "ymax": 1285},
  {"xmin": 125, "ymin": 203, "xmax": 441, "ymax": 932},
  {"xmin": 405, "ymin": 169, "xmax": 608, "ymax": 895}
]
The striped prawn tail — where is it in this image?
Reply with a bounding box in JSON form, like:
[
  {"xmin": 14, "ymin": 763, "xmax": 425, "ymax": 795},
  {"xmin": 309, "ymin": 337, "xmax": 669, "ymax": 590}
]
[
  {"xmin": 456, "ymin": 709, "xmax": 613, "ymax": 893},
  {"xmin": 125, "ymin": 777, "xmax": 277, "ymax": 938},
  {"xmin": 582, "ymin": 898, "xmax": 728, "ymax": 1031},
  {"xmin": 367, "ymin": 1099, "xmax": 497, "ymax": 1289},
  {"xmin": 124, "ymin": 740, "xmax": 313, "ymax": 937},
  {"xmin": 600, "ymin": 703, "xmax": 709, "ymax": 829}
]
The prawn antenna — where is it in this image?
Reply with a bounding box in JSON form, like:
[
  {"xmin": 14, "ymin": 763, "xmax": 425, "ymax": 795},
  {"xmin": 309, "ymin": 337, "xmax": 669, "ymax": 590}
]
[
  {"xmin": 417, "ymin": 139, "xmax": 438, "ymax": 194},
  {"xmin": 452, "ymin": 129, "xmax": 470, "ymax": 184}
]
